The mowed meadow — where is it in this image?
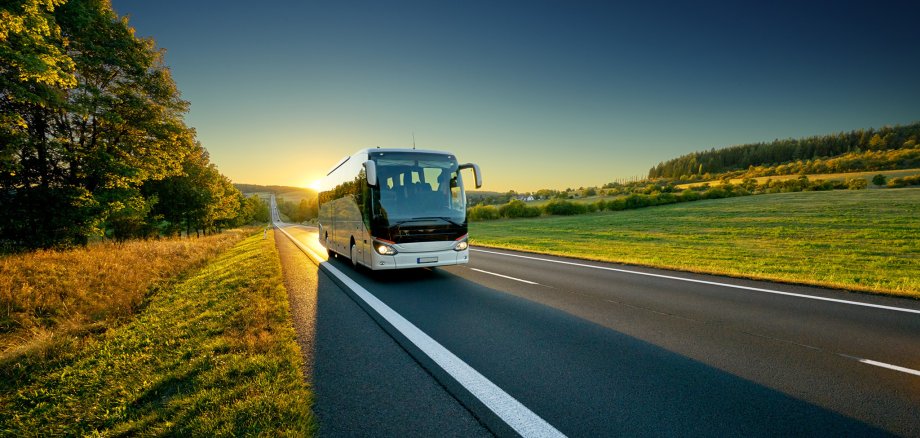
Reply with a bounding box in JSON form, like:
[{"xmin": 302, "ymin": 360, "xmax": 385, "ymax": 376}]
[{"xmin": 471, "ymin": 188, "xmax": 920, "ymax": 298}]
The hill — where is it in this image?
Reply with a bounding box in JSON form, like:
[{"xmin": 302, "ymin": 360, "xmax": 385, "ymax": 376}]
[
  {"xmin": 235, "ymin": 184, "xmax": 316, "ymax": 204},
  {"xmin": 648, "ymin": 122, "xmax": 920, "ymax": 179}
]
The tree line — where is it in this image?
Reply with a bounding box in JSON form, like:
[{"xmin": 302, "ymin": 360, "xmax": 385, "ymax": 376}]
[
  {"xmin": 276, "ymin": 197, "xmax": 317, "ymax": 223},
  {"xmin": 703, "ymin": 148, "xmax": 920, "ymax": 181},
  {"xmin": 1, "ymin": 0, "xmax": 263, "ymax": 251},
  {"xmin": 648, "ymin": 122, "xmax": 920, "ymax": 179}
]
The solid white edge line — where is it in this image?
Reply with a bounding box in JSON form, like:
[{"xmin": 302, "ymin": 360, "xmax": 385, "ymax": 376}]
[
  {"xmin": 472, "ymin": 249, "xmax": 920, "ymax": 315},
  {"xmin": 470, "ymin": 268, "xmax": 539, "ymax": 285},
  {"xmin": 275, "ymin": 224, "xmax": 566, "ymax": 438},
  {"xmin": 858, "ymin": 359, "xmax": 920, "ymax": 377}
]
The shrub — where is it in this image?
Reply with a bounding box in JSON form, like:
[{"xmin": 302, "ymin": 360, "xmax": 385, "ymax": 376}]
[
  {"xmin": 847, "ymin": 178, "xmax": 868, "ymax": 190},
  {"xmin": 679, "ymin": 189, "xmax": 701, "ymax": 202},
  {"xmin": 606, "ymin": 198, "xmax": 627, "ymax": 210},
  {"xmin": 741, "ymin": 178, "xmax": 758, "ymax": 191},
  {"xmin": 467, "ymin": 205, "xmax": 500, "ymax": 221},
  {"xmin": 655, "ymin": 192, "xmax": 679, "ymax": 205},
  {"xmin": 872, "ymin": 174, "xmax": 887, "ymax": 186},
  {"xmin": 624, "ymin": 193, "xmax": 651, "ymax": 208},
  {"xmin": 889, "ymin": 175, "xmax": 920, "ymax": 187},
  {"xmin": 542, "ymin": 200, "xmax": 587, "ymax": 216},
  {"xmin": 702, "ymin": 188, "xmax": 729, "ymax": 199},
  {"xmin": 498, "ymin": 200, "xmax": 541, "ymax": 219}
]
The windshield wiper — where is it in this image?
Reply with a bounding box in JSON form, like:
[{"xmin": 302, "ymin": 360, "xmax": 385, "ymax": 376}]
[{"xmin": 394, "ymin": 217, "xmax": 462, "ymax": 227}]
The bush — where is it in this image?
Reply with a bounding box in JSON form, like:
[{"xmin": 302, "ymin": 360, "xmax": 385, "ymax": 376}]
[
  {"xmin": 654, "ymin": 192, "xmax": 679, "ymax": 205},
  {"xmin": 606, "ymin": 198, "xmax": 627, "ymax": 210},
  {"xmin": 498, "ymin": 200, "xmax": 541, "ymax": 219},
  {"xmin": 847, "ymin": 178, "xmax": 868, "ymax": 190},
  {"xmin": 542, "ymin": 200, "xmax": 587, "ymax": 216},
  {"xmin": 624, "ymin": 193, "xmax": 651, "ymax": 208},
  {"xmin": 872, "ymin": 174, "xmax": 887, "ymax": 186},
  {"xmin": 468, "ymin": 205, "xmax": 500, "ymax": 221},
  {"xmin": 679, "ymin": 189, "xmax": 701, "ymax": 202},
  {"xmin": 702, "ymin": 188, "xmax": 729, "ymax": 199}
]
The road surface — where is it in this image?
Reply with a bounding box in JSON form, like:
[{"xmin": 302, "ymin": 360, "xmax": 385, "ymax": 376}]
[{"xmin": 271, "ymin": 208, "xmax": 919, "ymax": 436}]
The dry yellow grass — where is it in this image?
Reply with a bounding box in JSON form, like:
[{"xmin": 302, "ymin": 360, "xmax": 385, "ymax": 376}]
[{"xmin": 0, "ymin": 230, "xmax": 253, "ymax": 355}]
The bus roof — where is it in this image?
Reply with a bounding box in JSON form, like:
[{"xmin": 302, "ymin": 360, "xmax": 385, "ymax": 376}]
[{"xmin": 358, "ymin": 148, "xmax": 457, "ymax": 156}]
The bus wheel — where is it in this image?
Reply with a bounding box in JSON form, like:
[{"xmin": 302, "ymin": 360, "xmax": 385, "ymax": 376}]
[
  {"xmin": 327, "ymin": 248, "xmax": 334, "ymax": 259},
  {"xmin": 350, "ymin": 243, "xmax": 358, "ymax": 268}
]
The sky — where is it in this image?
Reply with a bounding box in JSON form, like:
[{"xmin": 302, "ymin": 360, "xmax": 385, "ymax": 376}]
[{"xmin": 111, "ymin": 0, "xmax": 920, "ymax": 192}]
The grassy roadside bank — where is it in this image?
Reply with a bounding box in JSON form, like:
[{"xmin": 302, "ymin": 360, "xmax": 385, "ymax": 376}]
[
  {"xmin": 471, "ymin": 189, "xmax": 920, "ymax": 298},
  {"xmin": 0, "ymin": 232, "xmax": 315, "ymax": 435},
  {"xmin": 1, "ymin": 231, "xmax": 251, "ymax": 355}
]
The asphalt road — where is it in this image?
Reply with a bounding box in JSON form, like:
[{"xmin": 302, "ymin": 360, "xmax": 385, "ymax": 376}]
[{"xmin": 274, "ymin": 216, "xmax": 920, "ymax": 436}]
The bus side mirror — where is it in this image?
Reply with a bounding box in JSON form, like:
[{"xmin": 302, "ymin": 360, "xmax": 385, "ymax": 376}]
[
  {"xmin": 364, "ymin": 160, "xmax": 377, "ymax": 186},
  {"xmin": 459, "ymin": 163, "xmax": 482, "ymax": 189}
]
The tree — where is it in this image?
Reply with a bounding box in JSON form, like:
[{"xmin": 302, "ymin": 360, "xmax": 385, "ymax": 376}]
[
  {"xmin": 240, "ymin": 195, "xmax": 270, "ymax": 224},
  {"xmin": 871, "ymin": 174, "xmax": 887, "ymax": 186},
  {"xmin": 1, "ymin": 0, "xmax": 248, "ymax": 249}
]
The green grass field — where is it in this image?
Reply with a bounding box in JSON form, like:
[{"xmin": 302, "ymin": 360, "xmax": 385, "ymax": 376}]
[
  {"xmin": 471, "ymin": 188, "xmax": 920, "ymax": 298},
  {"xmin": 0, "ymin": 232, "xmax": 315, "ymax": 435}
]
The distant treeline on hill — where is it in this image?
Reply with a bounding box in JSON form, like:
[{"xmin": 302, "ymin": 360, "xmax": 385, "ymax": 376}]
[
  {"xmin": 234, "ymin": 184, "xmax": 316, "ymax": 198},
  {"xmin": 648, "ymin": 122, "xmax": 920, "ymax": 179}
]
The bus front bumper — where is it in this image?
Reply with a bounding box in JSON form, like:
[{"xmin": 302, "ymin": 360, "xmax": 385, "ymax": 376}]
[{"xmin": 372, "ymin": 248, "xmax": 470, "ymax": 270}]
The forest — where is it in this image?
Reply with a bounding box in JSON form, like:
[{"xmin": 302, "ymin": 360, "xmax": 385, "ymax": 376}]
[
  {"xmin": 1, "ymin": 0, "xmax": 262, "ymax": 251},
  {"xmin": 648, "ymin": 122, "xmax": 920, "ymax": 179}
]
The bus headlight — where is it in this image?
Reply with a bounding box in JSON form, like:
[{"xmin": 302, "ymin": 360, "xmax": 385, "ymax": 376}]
[
  {"xmin": 454, "ymin": 240, "xmax": 469, "ymax": 251},
  {"xmin": 374, "ymin": 242, "xmax": 398, "ymax": 255}
]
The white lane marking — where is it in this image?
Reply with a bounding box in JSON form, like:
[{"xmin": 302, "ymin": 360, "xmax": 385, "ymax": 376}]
[
  {"xmin": 472, "ymin": 249, "xmax": 920, "ymax": 315},
  {"xmin": 276, "ymin": 226, "xmax": 565, "ymax": 438},
  {"xmin": 857, "ymin": 358, "xmax": 920, "ymax": 377},
  {"xmin": 470, "ymin": 268, "xmax": 539, "ymax": 285}
]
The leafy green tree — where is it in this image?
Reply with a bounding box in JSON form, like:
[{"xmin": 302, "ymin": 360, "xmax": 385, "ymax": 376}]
[
  {"xmin": 239, "ymin": 195, "xmax": 270, "ymax": 224},
  {"xmin": 1, "ymin": 0, "xmax": 249, "ymax": 249},
  {"xmin": 872, "ymin": 174, "xmax": 887, "ymax": 186}
]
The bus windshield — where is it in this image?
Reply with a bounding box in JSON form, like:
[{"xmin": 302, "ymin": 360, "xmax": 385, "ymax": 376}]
[{"xmin": 372, "ymin": 152, "xmax": 466, "ymax": 224}]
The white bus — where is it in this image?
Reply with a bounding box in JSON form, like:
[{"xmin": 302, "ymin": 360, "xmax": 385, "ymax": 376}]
[{"xmin": 317, "ymin": 148, "xmax": 482, "ymax": 270}]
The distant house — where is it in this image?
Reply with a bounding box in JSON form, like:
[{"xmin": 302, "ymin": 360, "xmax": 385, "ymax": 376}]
[{"xmin": 515, "ymin": 195, "xmax": 535, "ymax": 202}]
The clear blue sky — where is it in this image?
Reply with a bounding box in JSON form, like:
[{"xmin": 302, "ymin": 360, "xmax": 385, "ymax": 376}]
[{"xmin": 111, "ymin": 0, "xmax": 920, "ymax": 191}]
